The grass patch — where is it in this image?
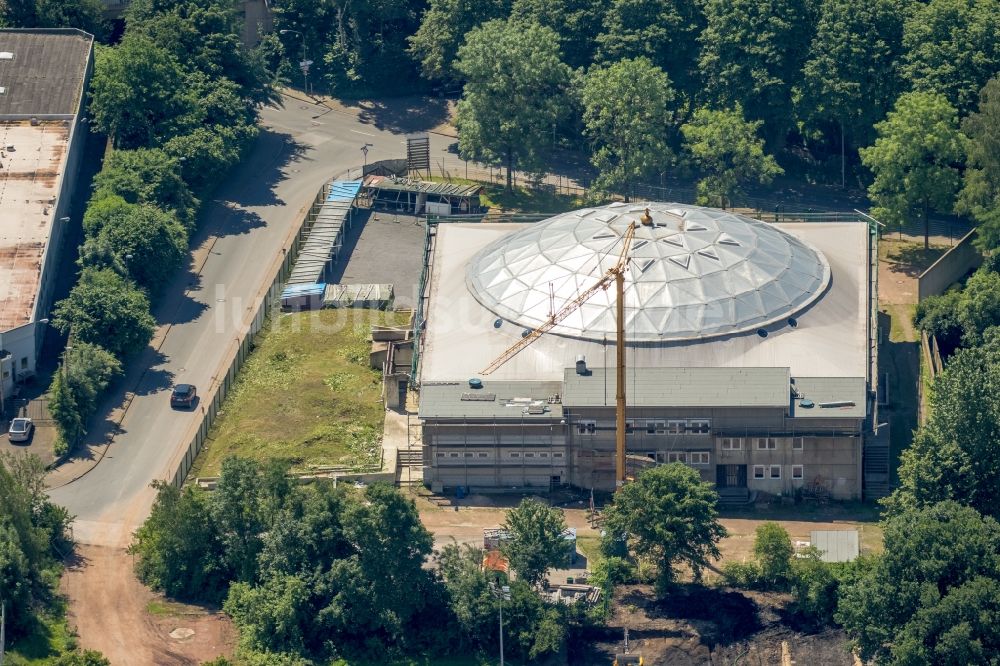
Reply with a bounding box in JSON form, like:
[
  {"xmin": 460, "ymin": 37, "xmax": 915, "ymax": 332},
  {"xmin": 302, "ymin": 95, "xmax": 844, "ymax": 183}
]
[
  {"xmin": 5, "ymin": 605, "xmax": 76, "ymax": 665},
  {"xmin": 190, "ymin": 309, "xmax": 408, "ymax": 477},
  {"xmin": 576, "ymin": 535, "xmax": 605, "ymax": 571}
]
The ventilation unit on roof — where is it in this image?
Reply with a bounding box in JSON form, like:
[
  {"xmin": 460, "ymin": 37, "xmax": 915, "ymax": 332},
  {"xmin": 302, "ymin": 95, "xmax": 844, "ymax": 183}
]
[
  {"xmin": 525, "ymin": 404, "xmax": 547, "ymax": 415},
  {"xmin": 0, "ymin": 52, "xmax": 14, "ymax": 60}
]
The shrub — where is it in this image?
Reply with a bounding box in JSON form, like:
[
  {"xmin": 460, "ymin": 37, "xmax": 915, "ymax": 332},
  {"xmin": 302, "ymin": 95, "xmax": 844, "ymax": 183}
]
[{"xmin": 721, "ymin": 561, "xmax": 762, "ymax": 589}]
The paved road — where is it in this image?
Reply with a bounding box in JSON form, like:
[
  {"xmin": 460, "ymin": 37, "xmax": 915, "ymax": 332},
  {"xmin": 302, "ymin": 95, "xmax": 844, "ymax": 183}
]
[{"xmin": 48, "ymin": 94, "xmax": 452, "ymax": 547}]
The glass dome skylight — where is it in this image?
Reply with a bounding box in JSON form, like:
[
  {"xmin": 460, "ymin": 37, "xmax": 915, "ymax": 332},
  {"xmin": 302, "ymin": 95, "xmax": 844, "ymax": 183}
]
[{"xmin": 466, "ymin": 202, "xmax": 831, "ymax": 341}]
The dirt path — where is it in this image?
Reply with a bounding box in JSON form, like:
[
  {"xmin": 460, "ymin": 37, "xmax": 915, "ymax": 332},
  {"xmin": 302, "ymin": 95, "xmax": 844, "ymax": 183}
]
[{"xmin": 62, "ymin": 546, "xmax": 235, "ymax": 665}]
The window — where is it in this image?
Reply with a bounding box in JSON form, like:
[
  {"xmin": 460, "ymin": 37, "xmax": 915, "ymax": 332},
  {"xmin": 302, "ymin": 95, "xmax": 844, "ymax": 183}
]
[
  {"xmin": 688, "ymin": 419, "xmax": 711, "ymax": 434},
  {"xmin": 577, "ymin": 420, "xmax": 597, "ymax": 435},
  {"xmin": 524, "ymin": 452, "xmax": 535, "ymax": 458},
  {"xmin": 465, "ymin": 452, "xmax": 474, "ymax": 458},
  {"xmin": 753, "ymin": 465, "xmax": 765, "ymax": 479},
  {"xmin": 510, "ymin": 452, "xmax": 521, "ymax": 458},
  {"xmin": 553, "ymin": 452, "xmax": 564, "ymax": 459},
  {"xmin": 667, "ymin": 452, "xmax": 687, "ymax": 463},
  {"xmin": 477, "ymin": 452, "xmax": 488, "ymax": 458},
  {"xmin": 721, "ymin": 437, "xmax": 742, "ymax": 450},
  {"xmin": 770, "ymin": 465, "xmax": 781, "ymax": 479},
  {"xmin": 792, "ymin": 437, "xmax": 804, "ymax": 450},
  {"xmin": 20, "ymin": 357, "xmax": 27, "ymax": 369},
  {"xmin": 646, "ymin": 420, "xmax": 666, "ymax": 434},
  {"xmin": 437, "ymin": 452, "xmax": 446, "ymax": 458},
  {"xmin": 756, "ymin": 438, "xmax": 777, "ymax": 450},
  {"xmin": 667, "ymin": 420, "xmax": 686, "ymax": 434},
  {"xmin": 792, "ymin": 465, "xmax": 804, "ymax": 480},
  {"xmin": 539, "ymin": 452, "xmax": 549, "ymax": 458},
  {"xmin": 690, "ymin": 451, "xmax": 710, "ymax": 465},
  {"xmin": 449, "ymin": 452, "xmax": 460, "ymax": 458}
]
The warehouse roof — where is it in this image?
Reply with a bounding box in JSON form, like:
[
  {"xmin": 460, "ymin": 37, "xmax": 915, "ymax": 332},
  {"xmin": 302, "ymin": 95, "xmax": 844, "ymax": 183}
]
[
  {"xmin": 562, "ymin": 367, "xmax": 791, "ymax": 408},
  {"xmin": 0, "ymin": 29, "xmax": 93, "ymax": 116},
  {"xmin": 419, "ymin": 380, "xmax": 563, "ymax": 420}
]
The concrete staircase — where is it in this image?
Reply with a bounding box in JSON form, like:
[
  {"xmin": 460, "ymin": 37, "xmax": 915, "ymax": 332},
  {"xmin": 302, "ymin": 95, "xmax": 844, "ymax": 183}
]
[
  {"xmin": 863, "ymin": 436, "xmax": 892, "ymax": 500},
  {"xmin": 717, "ymin": 487, "xmax": 753, "ymax": 506},
  {"xmin": 396, "ymin": 414, "xmax": 424, "ymax": 487}
]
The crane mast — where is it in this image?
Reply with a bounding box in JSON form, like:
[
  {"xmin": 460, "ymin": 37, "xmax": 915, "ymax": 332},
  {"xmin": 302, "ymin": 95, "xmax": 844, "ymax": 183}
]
[{"xmin": 481, "ymin": 221, "xmax": 638, "ymax": 488}]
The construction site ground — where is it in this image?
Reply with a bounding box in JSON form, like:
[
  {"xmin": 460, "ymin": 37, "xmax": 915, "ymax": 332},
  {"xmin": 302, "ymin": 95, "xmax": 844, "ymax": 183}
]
[{"xmin": 61, "ymin": 546, "xmax": 235, "ymax": 665}]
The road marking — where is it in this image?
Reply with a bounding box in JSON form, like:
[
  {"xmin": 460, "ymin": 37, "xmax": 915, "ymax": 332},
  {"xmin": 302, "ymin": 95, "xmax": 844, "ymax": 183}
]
[{"xmin": 350, "ymin": 129, "xmax": 375, "ymax": 136}]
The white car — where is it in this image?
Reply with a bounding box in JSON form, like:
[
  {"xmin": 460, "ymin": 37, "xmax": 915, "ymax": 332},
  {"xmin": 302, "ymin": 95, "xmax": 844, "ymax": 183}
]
[{"xmin": 8, "ymin": 417, "xmax": 34, "ymax": 443}]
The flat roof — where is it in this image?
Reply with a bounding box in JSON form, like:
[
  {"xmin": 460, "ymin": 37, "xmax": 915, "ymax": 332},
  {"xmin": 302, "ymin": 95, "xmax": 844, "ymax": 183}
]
[
  {"xmin": 810, "ymin": 530, "xmax": 859, "ymax": 563},
  {"xmin": 421, "ymin": 220, "xmax": 870, "ymax": 383},
  {"xmin": 0, "ymin": 120, "xmax": 70, "ymax": 329},
  {"xmin": 562, "ymin": 367, "xmax": 791, "ymax": 408},
  {"xmin": 419, "ymin": 380, "xmax": 563, "ymax": 420},
  {"xmin": 791, "ymin": 377, "xmax": 867, "ymax": 419},
  {"xmin": 0, "ymin": 29, "xmax": 93, "ymax": 116},
  {"xmin": 365, "ymin": 175, "xmax": 482, "ymax": 198}
]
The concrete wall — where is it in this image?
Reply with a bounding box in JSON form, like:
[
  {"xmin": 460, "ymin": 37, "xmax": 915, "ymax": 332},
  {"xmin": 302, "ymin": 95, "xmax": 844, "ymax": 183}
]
[{"xmin": 917, "ymin": 228, "xmax": 982, "ymax": 301}]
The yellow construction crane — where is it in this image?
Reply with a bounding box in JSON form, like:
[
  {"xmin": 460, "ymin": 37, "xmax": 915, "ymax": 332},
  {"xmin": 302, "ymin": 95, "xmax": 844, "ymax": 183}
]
[{"xmin": 481, "ymin": 218, "xmax": 641, "ymax": 488}]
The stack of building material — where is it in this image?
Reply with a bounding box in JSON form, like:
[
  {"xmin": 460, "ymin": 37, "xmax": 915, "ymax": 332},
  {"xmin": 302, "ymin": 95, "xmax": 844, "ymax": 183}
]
[{"xmin": 322, "ymin": 283, "xmax": 394, "ymax": 309}]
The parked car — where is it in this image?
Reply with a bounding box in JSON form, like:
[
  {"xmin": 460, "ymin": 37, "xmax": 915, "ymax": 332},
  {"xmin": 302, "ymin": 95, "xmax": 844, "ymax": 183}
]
[
  {"xmin": 170, "ymin": 384, "xmax": 197, "ymax": 409},
  {"xmin": 8, "ymin": 417, "xmax": 34, "ymax": 443}
]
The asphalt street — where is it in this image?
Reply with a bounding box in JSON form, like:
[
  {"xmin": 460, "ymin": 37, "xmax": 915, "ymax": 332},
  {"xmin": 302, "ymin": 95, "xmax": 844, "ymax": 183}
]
[{"xmin": 48, "ymin": 95, "xmax": 453, "ymax": 546}]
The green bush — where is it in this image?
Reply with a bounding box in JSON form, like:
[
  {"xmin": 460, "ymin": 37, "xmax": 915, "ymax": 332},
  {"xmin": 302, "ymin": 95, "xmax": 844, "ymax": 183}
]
[
  {"xmin": 753, "ymin": 522, "xmax": 794, "ymax": 588},
  {"xmin": 721, "ymin": 561, "xmax": 762, "ymax": 588}
]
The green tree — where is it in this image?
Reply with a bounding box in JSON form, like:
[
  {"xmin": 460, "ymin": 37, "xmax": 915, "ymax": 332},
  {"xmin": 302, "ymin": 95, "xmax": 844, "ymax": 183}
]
[
  {"xmin": 0, "ymin": 453, "xmax": 72, "ymax": 639},
  {"xmin": 596, "ymin": 0, "xmax": 705, "ymax": 98},
  {"xmin": 82, "ymin": 195, "xmax": 138, "ymax": 237},
  {"xmin": 601, "ymin": 463, "xmax": 726, "ymax": 595},
  {"xmin": 500, "ymin": 498, "xmax": 569, "ymax": 586},
  {"xmin": 454, "ymin": 19, "xmax": 572, "ymax": 191},
  {"xmin": 92, "ymin": 149, "xmax": 198, "ymax": 229},
  {"xmin": 957, "ymin": 77, "xmax": 1000, "ymax": 251},
  {"xmin": 902, "ymin": 0, "xmax": 1000, "ymax": 115},
  {"xmin": 511, "ymin": 0, "xmax": 610, "ymax": 69},
  {"xmin": 89, "ymin": 34, "xmax": 192, "ymax": 149},
  {"xmin": 797, "ymin": 0, "xmax": 908, "ymax": 185},
  {"xmin": 163, "ymin": 123, "xmax": 257, "ymax": 193},
  {"xmin": 753, "ymin": 522, "xmax": 793, "ymax": 587},
  {"xmin": 35, "ymin": 0, "xmax": 107, "ymax": 38},
  {"xmin": 52, "ymin": 268, "xmax": 156, "ymax": 358},
  {"xmin": 837, "ymin": 501, "xmax": 1000, "ymax": 663},
  {"xmin": 860, "ymin": 91, "xmax": 966, "ymax": 250},
  {"xmin": 887, "ymin": 329, "xmax": 1000, "ymax": 519},
  {"xmin": 225, "ymin": 575, "xmax": 311, "ymax": 654},
  {"xmin": 130, "ymin": 481, "xmax": 230, "ymax": 602},
  {"xmin": 680, "ymin": 106, "xmax": 783, "ymax": 207},
  {"xmin": 437, "ymin": 543, "xmax": 568, "ymax": 660},
  {"xmin": 49, "ymin": 342, "xmax": 122, "ymax": 447},
  {"xmin": 86, "ymin": 204, "xmax": 188, "ymax": 292},
  {"xmin": 913, "ymin": 289, "xmax": 964, "ymax": 351},
  {"xmin": 581, "ymin": 57, "xmax": 676, "ymax": 196},
  {"xmin": 699, "ymin": 0, "xmax": 817, "ymax": 147},
  {"xmin": 789, "ymin": 550, "xmax": 844, "ymax": 627},
  {"xmin": 409, "ymin": 0, "xmax": 513, "ymax": 82}
]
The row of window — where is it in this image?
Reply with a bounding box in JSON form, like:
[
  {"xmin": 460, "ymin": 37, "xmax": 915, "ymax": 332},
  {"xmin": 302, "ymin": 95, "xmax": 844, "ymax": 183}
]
[
  {"xmin": 753, "ymin": 464, "xmax": 805, "ymax": 480},
  {"xmin": 721, "ymin": 437, "xmax": 804, "ymax": 451},
  {"xmin": 577, "ymin": 419, "xmax": 711, "ymax": 435},
  {"xmin": 436, "ymin": 451, "xmax": 565, "ymax": 460}
]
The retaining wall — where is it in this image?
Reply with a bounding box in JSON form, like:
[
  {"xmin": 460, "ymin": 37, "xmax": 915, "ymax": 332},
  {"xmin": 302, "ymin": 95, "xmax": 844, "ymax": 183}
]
[{"xmin": 917, "ymin": 229, "xmax": 982, "ymax": 301}]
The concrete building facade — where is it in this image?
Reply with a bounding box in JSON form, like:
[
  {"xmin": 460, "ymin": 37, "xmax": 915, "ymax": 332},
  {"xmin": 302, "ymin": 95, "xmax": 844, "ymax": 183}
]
[
  {"xmin": 417, "ymin": 203, "xmax": 876, "ymax": 501},
  {"xmin": 0, "ymin": 29, "xmax": 94, "ymax": 405}
]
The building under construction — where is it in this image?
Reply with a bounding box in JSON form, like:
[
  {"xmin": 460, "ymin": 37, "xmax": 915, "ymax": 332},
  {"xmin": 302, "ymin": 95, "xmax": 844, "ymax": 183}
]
[{"xmin": 416, "ymin": 202, "xmax": 877, "ymax": 501}]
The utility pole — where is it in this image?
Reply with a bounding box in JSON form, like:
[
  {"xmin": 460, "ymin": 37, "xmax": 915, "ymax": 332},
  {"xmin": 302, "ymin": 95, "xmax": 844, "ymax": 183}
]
[
  {"xmin": 1, "ymin": 600, "xmax": 6, "ymax": 666},
  {"xmin": 615, "ymin": 255, "xmax": 626, "ymax": 488}
]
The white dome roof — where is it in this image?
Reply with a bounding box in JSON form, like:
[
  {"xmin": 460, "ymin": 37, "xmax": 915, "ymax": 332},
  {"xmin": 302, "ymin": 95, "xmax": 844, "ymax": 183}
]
[{"xmin": 466, "ymin": 202, "xmax": 831, "ymax": 341}]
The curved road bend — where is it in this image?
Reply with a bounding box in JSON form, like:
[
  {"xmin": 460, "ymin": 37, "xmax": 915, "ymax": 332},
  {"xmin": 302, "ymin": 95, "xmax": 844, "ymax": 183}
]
[{"xmin": 49, "ymin": 96, "xmax": 454, "ymax": 547}]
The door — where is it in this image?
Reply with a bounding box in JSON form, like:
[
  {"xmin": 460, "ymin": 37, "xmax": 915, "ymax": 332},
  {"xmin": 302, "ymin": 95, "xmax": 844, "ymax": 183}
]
[
  {"xmin": 397, "ymin": 380, "xmax": 408, "ymax": 408},
  {"xmin": 717, "ymin": 464, "xmax": 747, "ymax": 488}
]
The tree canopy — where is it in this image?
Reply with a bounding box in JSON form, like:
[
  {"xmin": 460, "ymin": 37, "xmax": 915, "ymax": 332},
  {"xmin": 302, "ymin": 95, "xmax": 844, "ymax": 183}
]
[
  {"xmin": 837, "ymin": 501, "xmax": 1000, "ymax": 663},
  {"xmin": 601, "ymin": 463, "xmax": 726, "ymax": 595},
  {"xmin": 581, "ymin": 57, "xmax": 676, "ymax": 196},
  {"xmin": 681, "ymin": 106, "xmax": 783, "ymax": 207},
  {"xmin": 409, "ymin": 0, "xmax": 512, "ymax": 83},
  {"xmin": 52, "ymin": 268, "xmax": 156, "ymax": 358},
  {"xmin": 957, "ymin": 76, "xmax": 1000, "ymax": 251},
  {"xmin": 454, "ymin": 19, "xmax": 572, "ymax": 190},
  {"xmin": 860, "ymin": 91, "xmax": 966, "ymax": 249},
  {"xmin": 500, "ymin": 498, "xmax": 569, "ymax": 586}
]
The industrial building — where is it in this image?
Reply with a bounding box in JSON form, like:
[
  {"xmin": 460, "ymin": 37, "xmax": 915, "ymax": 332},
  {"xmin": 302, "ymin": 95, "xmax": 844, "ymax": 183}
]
[
  {"xmin": 0, "ymin": 29, "xmax": 94, "ymax": 404},
  {"xmin": 417, "ymin": 202, "xmax": 877, "ymax": 500}
]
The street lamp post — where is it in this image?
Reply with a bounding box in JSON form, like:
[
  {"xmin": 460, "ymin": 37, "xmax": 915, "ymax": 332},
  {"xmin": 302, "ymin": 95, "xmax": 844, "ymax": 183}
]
[
  {"xmin": 361, "ymin": 143, "xmax": 372, "ymax": 176},
  {"xmin": 490, "ymin": 582, "xmax": 510, "ymax": 666},
  {"xmin": 280, "ymin": 29, "xmax": 309, "ymax": 96}
]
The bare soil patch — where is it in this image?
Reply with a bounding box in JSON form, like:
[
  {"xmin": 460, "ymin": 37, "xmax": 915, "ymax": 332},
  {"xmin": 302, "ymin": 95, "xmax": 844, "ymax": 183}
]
[{"xmin": 61, "ymin": 546, "xmax": 235, "ymax": 665}]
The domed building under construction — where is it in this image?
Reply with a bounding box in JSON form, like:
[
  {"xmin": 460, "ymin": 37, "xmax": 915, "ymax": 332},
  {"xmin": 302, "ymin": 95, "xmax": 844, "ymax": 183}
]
[{"xmin": 415, "ymin": 202, "xmax": 877, "ymax": 500}]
